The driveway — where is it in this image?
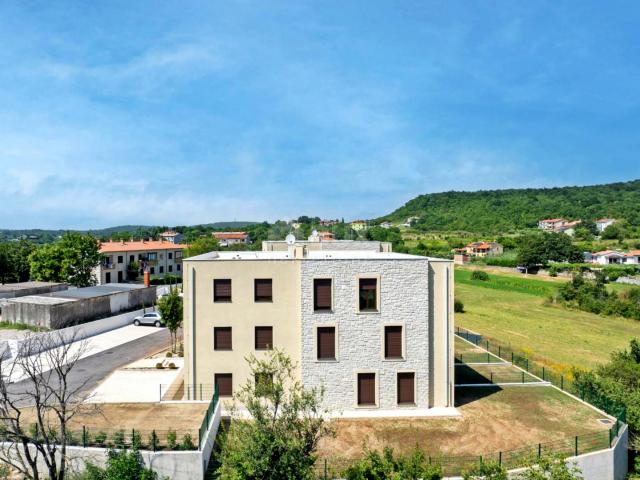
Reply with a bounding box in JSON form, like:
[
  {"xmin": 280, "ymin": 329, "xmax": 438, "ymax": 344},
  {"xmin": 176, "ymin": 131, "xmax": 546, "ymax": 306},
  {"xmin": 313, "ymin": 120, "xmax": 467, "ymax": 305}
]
[{"xmin": 7, "ymin": 326, "xmax": 170, "ymax": 405}]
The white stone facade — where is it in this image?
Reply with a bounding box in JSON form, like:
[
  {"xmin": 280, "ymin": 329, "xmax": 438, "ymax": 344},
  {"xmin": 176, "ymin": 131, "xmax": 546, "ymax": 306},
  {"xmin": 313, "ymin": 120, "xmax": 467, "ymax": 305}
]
[{"xmin": 300, "ymin": 258, "xmax": 430, "ymax": 413}]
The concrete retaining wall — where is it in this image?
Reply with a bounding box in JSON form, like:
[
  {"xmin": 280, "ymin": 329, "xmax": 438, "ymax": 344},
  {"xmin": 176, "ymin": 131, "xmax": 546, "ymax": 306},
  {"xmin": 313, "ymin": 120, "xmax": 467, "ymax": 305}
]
[
  {"xmin": 0, "ymin": 401, "xmax": 222, "ymax": 480},
  {"xmin": 0, "ymin": 282, "xmax": 68, "ymax": 299},
  {"xmin": 4, "ymin": 287, "xmax": 157, "ymax": 329}
]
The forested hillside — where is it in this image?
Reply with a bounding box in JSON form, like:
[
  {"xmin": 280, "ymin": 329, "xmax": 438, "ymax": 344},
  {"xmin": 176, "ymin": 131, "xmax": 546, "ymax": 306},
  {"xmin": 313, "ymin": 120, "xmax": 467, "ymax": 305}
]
[{"xmin": 379, "ymin": 179, "xmax": 640, "ymax": 233}]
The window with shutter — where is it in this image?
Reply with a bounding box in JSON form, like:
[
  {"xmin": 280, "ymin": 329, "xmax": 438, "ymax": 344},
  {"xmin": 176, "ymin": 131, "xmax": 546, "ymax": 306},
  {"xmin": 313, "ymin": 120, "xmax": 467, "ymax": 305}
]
[
  {"xmin": 357, "ymin": 373, "xmax": 376, "ymax": 406},
  {"xmin": 214, "ymin": 327, "xmax": 232, "ymax": 350},
  {"xmin": 384, "ymin": 326, "xmax": 403, "ymax": 359},
  {"xmin": 317, "ymin": 327, "xmax": 336, "ymax": 360},
  {"xmin": 359, "ymin": 278, "xmax": 377, "ymax": 311},
  {"xmin": 255, "ymin": 326, "xmax": 273, "ymax": 350},
  {"xmin": 215, "ymin": 373, "xmax": 233, "ymax": 397},
  {"xmin": 254, "ymin": 279, "xmax": 273, "ymax": 302},
  {"xmin": 397, "ymin": 372, "xmax": 415, "ymax": 405},
  {"xmin": 314, "ymin": 279, "xmax": 332, "ymax": 311},
  {"xmin": 214, "ymin": 279, "xmax": 232, "ymax": 302}
]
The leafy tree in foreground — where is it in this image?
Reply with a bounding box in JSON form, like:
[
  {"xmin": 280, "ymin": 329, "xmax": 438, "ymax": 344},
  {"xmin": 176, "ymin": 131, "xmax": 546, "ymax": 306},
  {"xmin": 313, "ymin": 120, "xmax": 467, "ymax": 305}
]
[
  {"xmin": 514, "ymin": 453, "xmax": 583, "ymax": 479},
  {"xmin": 80, "ymin": 448, "xmax": 157, "ymax": 480},
  {"xmin": 463, "ymin": 460, "xmax": 507, "ymax": 479},
  {"xmin": 516, "ymin": 232, "xmax": 583, "ymax": 268},
  {"xmin": 216, "ymin": 350, "xmax": 334, "ymax": 480},
  {"xmin": 29, "ymin": 232, "xmax": 101, "ymax": 287},
  {"xmin": 184, "ymin": 236, "xmax": 219, "ymax": 258},
  {"xmin": 344, "ymin": 447, "xmax": 442, "ymax": 480},
  {"xmin": 157, "ymin": 287, "xmax": 183, "ymax": 353}
]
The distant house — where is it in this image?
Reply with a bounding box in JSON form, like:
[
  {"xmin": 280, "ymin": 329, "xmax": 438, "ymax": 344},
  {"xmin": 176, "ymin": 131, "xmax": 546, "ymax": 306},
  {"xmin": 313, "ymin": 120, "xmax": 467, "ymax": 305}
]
[
  {"xmin": 159, "ymin": 230, "xmax": 183, "ymax": 244},
  {"xmin": 538, "ymin": 218, "xmax": 581, "ymax": 235},
  {"xmin": 379, "ymin": 221, "xmax": 393, "ymax": 229},
  {"xmin": 596, "ymin": 218, "xmax": 617, "ymax": 232},
  {"xmin": 455, "ymin": 241, "xmax": 503, "ymax": 258},
  {"xmin": 350, "ymin": 220, "xmax": 368, "ymax": 231},
  {"xmin": 538, "ymin": 218, "xmax": 568, "ymax": 231},
  {"xmin": 591, "ymin": 250, "xmax": 627, "ymax": 265},
  {"xmin": 213, "ymin": 231, "xmax": 250, "ymax": 247},
  {"xmin": 97, "ymin": 240, "xmax": 188, "ymax": 284},
  {"xmin": 319, "ymin": 219, "xmax": 339, "ymax": 227},
  {"xmin": 625, "ymin": 250, "xmax": 640, "ymax": 265},
  {"xmin": 308, "ymin": 230, "xmax": 335, "ymax": 241}
]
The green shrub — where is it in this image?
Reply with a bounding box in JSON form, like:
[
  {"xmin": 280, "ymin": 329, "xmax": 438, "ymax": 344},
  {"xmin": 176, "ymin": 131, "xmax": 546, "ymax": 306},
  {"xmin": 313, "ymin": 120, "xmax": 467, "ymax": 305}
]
[
  {"xmin": 166, "ymin": 429, "xmax": 177, "ymax": 450},
  {"xmin": 155, "ymin": 362, "xmax": 164, "ymax": 369},
  {"xmin": 82, "ymin": 448, "xmax": 158, "ymax": 480},
  {"xmin": 112, "ymin": 429, "xmax": 125, "ymax": 449},
  {"xmin": 470, "ymin": 270, "xmax": 490, "ymax": 281},
  {"xmin": 454, "ymin": 299, "xmax": 465, "ymax": 313},
  {"xmin": 165, "ymin": 352, "xmax": 173, "ymax": 358},
  {"xmin": 344, "ymin": 447, "xmax": 442, "ymax": 480},
  {"xmin": 94, "ymin": 431, "xmax": 107, "ymax": 445},
  {"xmin": 463, "ymin": 460, "xmax": 507, "ymax": 479},
  {"xmin": 180, "ymin": 433, "xmax": 196, "ymax": 450}
]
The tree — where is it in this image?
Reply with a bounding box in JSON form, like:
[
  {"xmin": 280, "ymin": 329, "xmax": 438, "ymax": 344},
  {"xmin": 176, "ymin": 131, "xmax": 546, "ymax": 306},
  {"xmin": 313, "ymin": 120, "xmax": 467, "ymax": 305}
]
[
  {"xmin": 0, "ymin": 243, "xmax": 10, "ymax": 285},
  {"xmin": 0, "ymin": 240, "xmax": 36, "ymax": 284},
  {"xmin": 29, "ymin": 233, "xmax": 101, "ymax": 287},
  {"xmin": 514, "ymin": 454, "xmax": 583, "ymax": 479},
  {"xmin": 601, "ymin": 223, "xmax": 624, "ymax": 241},
  {"xmin": 0, "ymin": 331, "xmax": 95, "ymax": 480},
  {"xmin": 463, "ymin": 460, "xmax": 507, "ymax": 479},
  {"xmin": 184, "ymin": 236, "xmax": 219, "ymax": 258},
  {"xmin": 216, "ymin": 350, "xmax": 334, "ymax": 480},
  {"xmin": 81, "ymin": 448, "xmax": 157, "ymax": 480},
  {"xmin": 344, "ymin": 447, "xmax": 442, "ymax": 480},
  {"xmin": 156, "ymin": 288, "xmax": 183, "ymax": 353},
  {"xmin": 516, "ymin": 233, "xmax": 583, "ymax": 268}
]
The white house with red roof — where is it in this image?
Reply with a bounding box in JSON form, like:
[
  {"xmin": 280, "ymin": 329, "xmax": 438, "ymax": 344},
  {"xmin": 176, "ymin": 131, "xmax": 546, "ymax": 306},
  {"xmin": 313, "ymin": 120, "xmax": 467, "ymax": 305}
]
[
  {"xmin": 96, "ymin": 239, "xmax": 188, "ymax": 284},
  {"xmin": 595, "ymin": 218, "xmax": 617, "ymax": 232},
  {"xmin": 212, "ymin": 231, "xmax": 250, "ymax": 247}
]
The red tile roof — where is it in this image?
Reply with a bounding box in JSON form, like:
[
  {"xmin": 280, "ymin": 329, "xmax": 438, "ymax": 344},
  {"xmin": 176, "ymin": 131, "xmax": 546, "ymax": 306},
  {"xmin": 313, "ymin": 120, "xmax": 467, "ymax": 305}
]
[
  {"xmin": 100, "ymin": 240, "xmax": 188, "ymax": 253},
  {"xmin": 213, "ymin": 232, "xmax": 248, "ymax": 240}
]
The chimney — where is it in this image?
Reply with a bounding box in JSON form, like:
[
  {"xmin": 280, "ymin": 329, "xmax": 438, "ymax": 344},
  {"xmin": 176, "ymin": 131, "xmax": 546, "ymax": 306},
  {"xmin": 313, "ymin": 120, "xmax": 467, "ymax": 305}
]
[{"xmin": 294, "ymin": 245, "xmax": 306, "ymax": 258}]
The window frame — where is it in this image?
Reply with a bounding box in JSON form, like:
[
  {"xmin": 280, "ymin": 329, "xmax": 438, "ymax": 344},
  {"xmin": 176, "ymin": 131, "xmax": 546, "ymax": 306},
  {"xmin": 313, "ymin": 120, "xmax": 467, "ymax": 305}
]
[
  {"xmin": 214, "ymin": 373, "xmax": 233, "ymax": 397},
  {"xmin": 315, "ymin": 325, "xmax": 337, "ymax": 361},
  {"xmin": 396, "ymin": 371, "xmax": 417, "ymax": 406},
  {"xmin": 313, "ymin": 278, "xmax": 333, "ymax": 312},
  {"xmin": 356, "ymin": 275, "xmax": 380, "ymax": 313},
  {"xmin": 213, "ymin": 326, "xmax": 232, "ymax": 351},
  {"xmin": 254, "ymin": 326, "xmax": 274, "ymax": 351},
  {"xmin": 382, "ymin": 324, "xmax": 405, "ymax": 361},
  {"xmin": 354, "ymin": 371, "xmax": 378, "ymax": 408},
  {"xmin": 213, "ymin": 279, "xmax": 232, "ymax": 303},
  {"xmin": 254, "ymin": 278, "xmax": 273, "ymax": 303}
]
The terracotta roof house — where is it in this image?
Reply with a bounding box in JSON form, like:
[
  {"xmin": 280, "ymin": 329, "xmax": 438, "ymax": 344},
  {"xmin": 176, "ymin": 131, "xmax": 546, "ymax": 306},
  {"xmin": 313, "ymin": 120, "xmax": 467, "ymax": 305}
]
[
  {"xmin": 96, "ymin": 240, "xmax": 188, "ymax": 284},
  {"xmin": 159, "ymin": 230, "xmax": 184, "ymax": 244},
  {"xmin": 213, "ymin": 231, "xmax": 250, "ymax": 247}
]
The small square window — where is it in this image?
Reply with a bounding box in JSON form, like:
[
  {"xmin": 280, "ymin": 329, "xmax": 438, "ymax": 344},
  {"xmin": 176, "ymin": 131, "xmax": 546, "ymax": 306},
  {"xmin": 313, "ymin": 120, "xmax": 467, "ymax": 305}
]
[
  {"xmin": 214, "ymin": 279, "xmax": 232, "ymax": 302},
  {"xmin": 214, "ymin": 327, "xmax": 232, "ymax": 350},
  {"xmin": 254, "ymin": 279, "xmax": 273, "ymax": 302},
  {"xmin": 255, "ymin": 326, "xmax": 273, "ymax": 350}
]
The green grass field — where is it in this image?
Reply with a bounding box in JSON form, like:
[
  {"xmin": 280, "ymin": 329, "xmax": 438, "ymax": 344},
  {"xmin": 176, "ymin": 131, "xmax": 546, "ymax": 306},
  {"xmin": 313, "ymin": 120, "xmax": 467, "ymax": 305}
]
[{"xmin": 455, "ymin": 269, "xmax": 640, "ymax": 372}]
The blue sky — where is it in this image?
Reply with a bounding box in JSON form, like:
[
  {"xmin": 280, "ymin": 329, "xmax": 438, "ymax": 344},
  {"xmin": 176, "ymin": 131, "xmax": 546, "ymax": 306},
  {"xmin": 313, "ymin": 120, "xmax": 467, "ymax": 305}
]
[{"xmin": 1, "ymin": 1, "xmax": 639, "ymax": 229}]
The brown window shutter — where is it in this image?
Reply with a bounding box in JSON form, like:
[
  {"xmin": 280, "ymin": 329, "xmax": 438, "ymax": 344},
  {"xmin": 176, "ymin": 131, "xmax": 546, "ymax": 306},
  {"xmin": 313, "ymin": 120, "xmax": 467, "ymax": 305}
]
[
  {"xmin": 317, "ymin": 327, "xmax": 335, "ymax": 360},
  {"xmin": 357, "ymin": 373, "xmax": 376, "ymax": 406},
  {"xmin": 314, "ymin": 279, "xmax": 332, "ymax": 310},
  {"xmin": 214, "ymin": 279, "xmax": 232, "ymax": 302},
  {"xmin": 255, "ymin": 279, "xmax": 273, "ymax": 302},
  {"xmin": 397, "ymin": 372, "xmax": 415, "ymax": 404},
  {"xmin": 214, "ymin": 327, "xmax": 232, "ymax": 350},
  {"xmin": 255, "ymin": 326, "xmax": 273, "ymax": 350},
  {"xmin": 385, "ymin": 326, "xmax": 403, "ymax": 359},
  {"xmin": 215, "ymin": 373, "xmax": 233, "ymax": 396}
]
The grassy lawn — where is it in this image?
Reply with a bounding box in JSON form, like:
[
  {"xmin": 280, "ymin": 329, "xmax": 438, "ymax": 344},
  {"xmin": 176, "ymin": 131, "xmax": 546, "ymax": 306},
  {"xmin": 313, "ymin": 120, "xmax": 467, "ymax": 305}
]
[
  {"xmin": 318, "ymin": 387, "xmax": 610, "ymax": 474},
  {"xmin": 0, "ymin": 321, "xmax": 46, "ymax": 332},
  {"xmin": 455, "ymin": 269, "xmax": 640, "ymax": 371}
]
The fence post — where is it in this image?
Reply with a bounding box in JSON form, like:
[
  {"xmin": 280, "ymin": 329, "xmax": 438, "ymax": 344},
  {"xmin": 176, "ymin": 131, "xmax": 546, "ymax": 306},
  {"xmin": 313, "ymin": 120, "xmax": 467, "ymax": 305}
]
[
  {"xmin": 324, "ymin": 459, "xmax": 328, "ymax": 480},
  {"xmin": 498, "ymin": 451, "xmax": 502, "ymax": 465},
  {"xmin": 486, "ymin": 340, "xmax": 489, "ymax": 351},
  {"xmin": 511, "ymin": 352, "xmax": 514, "ymax": 364},
  {"xmin": 82, "ymin": 425, "xmax": 87, "ymax": 448},
  {"xmin": 487, "ymin": 352, "xmax": 490, "ymax": 363},
  {"xmin": 152, "ymin": 430, "xmax": 157, "ymax": 452},
  {"xmin": 522, "ymin": 371, "xmax": 525, "ymax": 383},
  {"xmin": 498, "ymin": 346, "xmax": 501, "ymax": 358},
  {"xmin": 490, "ymin": 372, "xmax": 494, "ymax": 384},
  {"xmin": 561, "ymin": 375, "xmax": 564, "ymax": 390},
  {"xmin": 526, "ymin": 358, "xmax": 529, "ymax": 372},
  {"xmin": 575, "ymin": 436, "xmax": 579, "ymax": 456},
  {"xmin": 542, "ymin": 367, "xmax": 545, "ymax": 381},
  {"xmin": 538, "ymin": 443, "xmax": 541, "ymax": 458},
  {"xmin": 132, "ymin": 428, "xmax": 135, "ymax": 448}
]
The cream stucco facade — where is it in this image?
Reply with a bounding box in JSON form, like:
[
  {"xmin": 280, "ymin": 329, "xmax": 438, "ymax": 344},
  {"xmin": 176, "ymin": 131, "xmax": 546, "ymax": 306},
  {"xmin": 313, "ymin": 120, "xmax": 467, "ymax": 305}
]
[{"xmin": 183, "ymin": 242, "xmax": 455, "ymax": 416}]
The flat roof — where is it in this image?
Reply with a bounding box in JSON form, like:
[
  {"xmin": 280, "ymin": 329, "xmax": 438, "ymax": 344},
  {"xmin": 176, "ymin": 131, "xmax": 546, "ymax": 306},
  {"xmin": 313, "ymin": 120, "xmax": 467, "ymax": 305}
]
[
  {"xmin": 47, "ymin": 284, "xmax": 149, "ymax": 299},
  {"xmin": 0, "ymin": 281, "xmax": 66, "ymax": 292},
  {"xmin": 8, "ymin": 295, "xmax": 75, "ymax": 306},
  {"xmin": 186, "ymin": 250, "xmax": 448, "ymax": 262}
]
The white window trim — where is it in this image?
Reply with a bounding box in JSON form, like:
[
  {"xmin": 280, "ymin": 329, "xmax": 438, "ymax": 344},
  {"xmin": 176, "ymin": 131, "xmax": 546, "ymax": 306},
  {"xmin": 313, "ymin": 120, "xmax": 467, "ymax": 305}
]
[
  {"xmin": 314, "ymin": 323, "xmax": 339, "ymax": 363},
  {"xmin": 395, "ymin": 369, "xmax": 417, "ymax": 407},
  {"xmin": 355, "ymin": 274, "xmax": 381, "ymax": 315},
  {"xmin": 381, "ymin": 322, "xmax": 406, "ymax": 362},
  {"xmin": 354, "ymin": 370, "xmax": 379, "ymax": 409}
]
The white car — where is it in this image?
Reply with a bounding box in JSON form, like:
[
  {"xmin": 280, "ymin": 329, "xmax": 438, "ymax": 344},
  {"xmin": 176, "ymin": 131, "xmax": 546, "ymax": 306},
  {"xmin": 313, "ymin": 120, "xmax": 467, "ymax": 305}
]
[{"xmin": 133, "ymin": 312, "xmax": 164, "ymax": 327}]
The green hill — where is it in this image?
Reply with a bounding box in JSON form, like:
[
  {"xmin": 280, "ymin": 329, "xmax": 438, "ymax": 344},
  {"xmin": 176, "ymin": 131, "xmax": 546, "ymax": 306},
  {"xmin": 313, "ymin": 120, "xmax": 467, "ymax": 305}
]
[{"xmin": 379, "ymin": 179, "xmax": 640, "ymax": 233}]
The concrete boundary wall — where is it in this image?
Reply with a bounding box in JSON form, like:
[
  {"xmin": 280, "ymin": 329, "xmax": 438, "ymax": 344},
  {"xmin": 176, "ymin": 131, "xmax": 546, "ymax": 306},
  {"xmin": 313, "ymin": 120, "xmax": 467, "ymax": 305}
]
[
  {"xmin": 4, "ymin": 308, "xmax": 150, "ymax": 359},
  {"xmin": 0, "ymin": 401, "xmax": 222, "ymax": 480}
]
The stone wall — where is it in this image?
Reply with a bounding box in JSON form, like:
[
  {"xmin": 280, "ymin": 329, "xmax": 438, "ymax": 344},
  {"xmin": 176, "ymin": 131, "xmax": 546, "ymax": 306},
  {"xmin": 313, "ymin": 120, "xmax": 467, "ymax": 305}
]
[{"xmin": 300, "ymin": 258, "xmax": 430, "ymax": 413}]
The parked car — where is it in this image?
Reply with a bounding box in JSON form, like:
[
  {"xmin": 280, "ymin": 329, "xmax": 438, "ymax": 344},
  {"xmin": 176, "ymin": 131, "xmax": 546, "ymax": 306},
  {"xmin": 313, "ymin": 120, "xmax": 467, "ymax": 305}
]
[{"xmin": 133, "ymin": 312, "xmax": 164, "ymax": 327}]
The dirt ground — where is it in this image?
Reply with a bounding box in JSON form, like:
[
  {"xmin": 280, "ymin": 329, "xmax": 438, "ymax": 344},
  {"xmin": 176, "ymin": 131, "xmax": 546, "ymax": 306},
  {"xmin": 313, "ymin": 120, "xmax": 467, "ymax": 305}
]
[
  {"xmin": 22, "ymin": 402, "xmax": 207, "ymax": 434},
  {"xmin": 317, "ymin": 386, "xmax": 611, "ymax": 460}
]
